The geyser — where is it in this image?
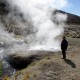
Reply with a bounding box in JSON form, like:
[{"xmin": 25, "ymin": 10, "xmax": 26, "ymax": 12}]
[
  {"xmin": 5, "ymin": 0, "xmax": 67, "ymax": 51},
  {"xmin": 0, "ymin": 0, "xmax": 68, "ymax": 70}
]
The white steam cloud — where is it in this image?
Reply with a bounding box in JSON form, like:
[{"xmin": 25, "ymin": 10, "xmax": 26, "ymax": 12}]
[{"xmin": 0, "ymin": 0, "xmax": 68, "ymax": 58}]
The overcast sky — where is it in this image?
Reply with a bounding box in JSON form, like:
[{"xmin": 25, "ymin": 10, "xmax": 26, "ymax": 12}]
[{"xmin": 62, "ymin": 0, "xmax": 80, "ymax": 16}]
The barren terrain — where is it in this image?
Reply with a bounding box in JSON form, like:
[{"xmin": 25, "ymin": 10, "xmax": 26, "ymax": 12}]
[{"xmin": 3, "ymin": 37, "xmax": 80, "ymax": 80}]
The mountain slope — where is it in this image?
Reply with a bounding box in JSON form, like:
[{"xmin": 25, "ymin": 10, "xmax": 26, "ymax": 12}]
[{"xmin": 53, "ymin": 10, "xmax": 80, "ymax": 24}]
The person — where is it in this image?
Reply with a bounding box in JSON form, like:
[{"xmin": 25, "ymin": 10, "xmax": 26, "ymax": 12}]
[{"xmin": 61, "ymin": 36, "xmax": 68, "ymax": 59}]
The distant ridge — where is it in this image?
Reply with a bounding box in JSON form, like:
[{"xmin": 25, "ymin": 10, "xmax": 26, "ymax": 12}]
[{"xmin": 53, "ymin": 10, "xmax": 80, "ymax": 24}]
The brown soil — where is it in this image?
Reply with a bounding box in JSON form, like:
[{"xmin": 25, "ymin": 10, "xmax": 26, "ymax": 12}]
[{"xmin": 4, "ymin": 37, "xmax": 80, "ymax": 80}]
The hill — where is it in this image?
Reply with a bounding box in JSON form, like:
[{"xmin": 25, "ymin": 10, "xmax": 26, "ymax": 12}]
[{"xmin": 53, "ymin": 10, "xmax": 80, "ymax": 24}]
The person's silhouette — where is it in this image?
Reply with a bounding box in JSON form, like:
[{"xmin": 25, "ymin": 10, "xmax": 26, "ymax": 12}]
[{"xmin": 61, "ymin": 36, "xmax": 68, "ymax": 59}]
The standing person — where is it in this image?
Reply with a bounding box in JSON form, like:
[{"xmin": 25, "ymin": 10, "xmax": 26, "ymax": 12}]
[{"xmin": 61, "ymin": 36, "xmax": 68, "ymax": 59}]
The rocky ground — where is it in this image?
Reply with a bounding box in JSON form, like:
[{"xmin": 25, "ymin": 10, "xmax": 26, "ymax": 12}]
[
  {"xmin": 2, "ymin": 37, "xmax": 80, "ymax": 80},
  {"xmin": 65, "ymin": 25, "xmax": 80, "ymax": 38}
]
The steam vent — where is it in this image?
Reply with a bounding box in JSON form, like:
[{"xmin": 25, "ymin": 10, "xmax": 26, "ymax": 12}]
[
  {"xmin": 5, "ymin": 50, "xmax": 50, "ymax": 70},
  {"xmin": 6, "ymin": 54, "xmax": 33, "ymax": 70}
]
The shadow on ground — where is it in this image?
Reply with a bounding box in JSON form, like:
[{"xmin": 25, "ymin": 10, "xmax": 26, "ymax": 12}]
[{"xmin": 64, "ymin": 59, "xmax": 76, "ymax": 68}]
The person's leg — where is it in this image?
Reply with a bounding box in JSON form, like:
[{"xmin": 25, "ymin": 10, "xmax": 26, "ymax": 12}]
[
  {"xmin": 62, "ymin": 49, "xmax": 66, "ymax": 59},
  {"xmin": 62, "ymin": 49, "xmax": 64, "ymax": 58},
  {"xmin": 63, "ymin": 50, "xmax": 66, "ymax": 59}
]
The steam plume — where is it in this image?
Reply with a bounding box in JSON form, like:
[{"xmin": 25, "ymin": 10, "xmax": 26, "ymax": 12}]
[{"xmin": 0, "ymin": 0, "xmax": 68, "ymax": 57}]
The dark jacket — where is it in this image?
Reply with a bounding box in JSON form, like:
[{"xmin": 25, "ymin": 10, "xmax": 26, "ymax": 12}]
[{"xmin": 61, "ymin": 39, "xmax": 68, "ymax": 50}]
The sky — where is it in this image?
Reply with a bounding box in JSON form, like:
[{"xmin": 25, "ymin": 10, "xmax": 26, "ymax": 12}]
[{"xmin": 62, "ymin": 0, "xmax": 80, "ymax": 16}]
